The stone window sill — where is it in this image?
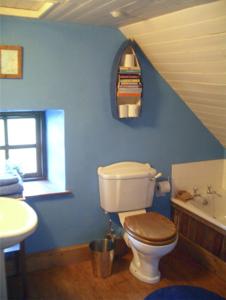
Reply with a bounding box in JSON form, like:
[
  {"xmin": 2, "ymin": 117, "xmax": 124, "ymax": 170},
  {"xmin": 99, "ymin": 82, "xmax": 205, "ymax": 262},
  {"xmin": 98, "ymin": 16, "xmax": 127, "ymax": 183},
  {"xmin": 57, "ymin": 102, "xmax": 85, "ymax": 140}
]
[{"xmin": 23, "ymin": 180, "xmax": 72, "ymax": 199}]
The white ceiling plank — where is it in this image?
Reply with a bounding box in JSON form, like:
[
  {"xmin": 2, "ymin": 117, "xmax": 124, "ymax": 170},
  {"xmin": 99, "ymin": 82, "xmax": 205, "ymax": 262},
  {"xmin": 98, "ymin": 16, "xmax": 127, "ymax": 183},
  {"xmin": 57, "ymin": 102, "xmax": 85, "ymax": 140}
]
[
  {"xmin": 46, "ymin": 0, "xmax": 94, "ymax": 20},
  {"xmin": 148, "ymin": 48, "xmax": 226, "ymax": 64},
  {"xmin": 185, "ymin": 97, "xmax": 226, "ymax": 108},
  {"xmin": 69, "ymin": 0, "xmax": 138, "ymax": 25},
  {"xmin": 187, "ymin": 103, "xmax": 226, "ymax": 116},
  {"xmin": 65, "ymin": 0, "xmax": 119, "ymax": 22},
  {"xmin": 170, "ymin": 81, "xmax": 226, "ymax": 95},
  {"xmin": 141, "ymin": 32, "xmax": 226, "ymax": 50},
  {"xmin": 55, "ymin": 0, "xmax": 142, "ymax": 23},
  {"xmin": 130, "ymin": 16, "xmax": 226, "ymax": 45},
  {"xmin": 120, "ymin": 0, "xmax": 224, "ymax": 34},
  {"xmin": 43, "ymin": 0, "xmax": 86, "ymax": 19},
  {"xmin": 154, "ymin": 61, "xmax": 226, "ymax": 73},
  {"xmin": 57, "ymin": 0, "xmax": 106, "ymax": 21},
  {"xmin": 140, "ymin": 35, "xmax": 226, "ymax": 57},
  {"xmin": 160, "ymin": 73, "xmax": 226, "ymax": 85}
]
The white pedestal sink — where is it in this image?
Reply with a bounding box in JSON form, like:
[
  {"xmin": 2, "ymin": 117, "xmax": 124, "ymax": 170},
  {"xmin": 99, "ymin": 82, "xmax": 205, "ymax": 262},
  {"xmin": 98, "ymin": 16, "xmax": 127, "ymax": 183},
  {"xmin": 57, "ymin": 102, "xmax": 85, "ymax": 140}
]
[{"xmin": 0, "ymin": 197, "xmax": 38, "ymax": 300}]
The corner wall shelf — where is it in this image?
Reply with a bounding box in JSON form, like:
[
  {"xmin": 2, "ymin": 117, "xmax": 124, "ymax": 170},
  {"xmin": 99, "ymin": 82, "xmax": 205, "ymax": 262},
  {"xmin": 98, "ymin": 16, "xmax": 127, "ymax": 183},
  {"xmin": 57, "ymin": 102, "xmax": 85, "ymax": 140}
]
[{"xmin": 111, "ymin": 40, "xmax": 143, "ymax": 120}]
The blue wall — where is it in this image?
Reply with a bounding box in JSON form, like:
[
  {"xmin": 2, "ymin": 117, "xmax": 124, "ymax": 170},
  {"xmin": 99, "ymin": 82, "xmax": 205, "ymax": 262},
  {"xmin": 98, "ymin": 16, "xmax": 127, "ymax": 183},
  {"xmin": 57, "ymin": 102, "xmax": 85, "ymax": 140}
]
[{"xmin": 0, "ymin": 17, "xmax": 224, "ymax": 253}]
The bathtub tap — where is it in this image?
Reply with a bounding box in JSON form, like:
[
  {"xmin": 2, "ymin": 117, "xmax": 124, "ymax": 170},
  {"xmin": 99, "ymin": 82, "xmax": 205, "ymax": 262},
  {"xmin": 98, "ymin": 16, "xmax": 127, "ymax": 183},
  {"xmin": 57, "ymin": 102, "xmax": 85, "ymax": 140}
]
[
  {"xmin": 193, "ymin": 186, "xmax": 202, "ymax": 199},
  {"xmin": 193, "ymin": 187, "xmax": 208, "ymax": 206},
  {"xmin": 193, "ymin": 186, "xmax": 201, "ymax": 197},
  {"xmin": 207, "ymin": 185, "xmax": 221, "ymax": 197}
]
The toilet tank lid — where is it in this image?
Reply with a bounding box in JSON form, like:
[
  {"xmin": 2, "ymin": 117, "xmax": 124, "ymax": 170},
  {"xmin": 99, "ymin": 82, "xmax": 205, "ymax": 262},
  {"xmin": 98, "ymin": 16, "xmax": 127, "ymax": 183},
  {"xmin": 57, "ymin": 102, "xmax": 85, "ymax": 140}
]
[{"xmin": 98, "ymin": 161, "xmax": 157, "ymax": 179}]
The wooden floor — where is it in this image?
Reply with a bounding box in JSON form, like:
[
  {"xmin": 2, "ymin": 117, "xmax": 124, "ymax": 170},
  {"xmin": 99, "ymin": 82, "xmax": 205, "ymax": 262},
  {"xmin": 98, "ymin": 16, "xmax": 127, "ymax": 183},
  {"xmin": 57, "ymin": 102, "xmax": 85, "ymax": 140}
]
[{"xmin": 8, "ymin": 247, "xmax": 226, "ymax": 300}]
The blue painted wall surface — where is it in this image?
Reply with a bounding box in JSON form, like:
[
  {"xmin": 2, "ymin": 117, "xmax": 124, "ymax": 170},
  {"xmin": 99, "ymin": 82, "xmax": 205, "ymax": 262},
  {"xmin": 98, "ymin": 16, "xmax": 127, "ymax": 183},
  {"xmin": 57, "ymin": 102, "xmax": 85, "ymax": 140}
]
[{"xmin": 0, "ymin": 17, "xmax": 224, "ymax": 253}]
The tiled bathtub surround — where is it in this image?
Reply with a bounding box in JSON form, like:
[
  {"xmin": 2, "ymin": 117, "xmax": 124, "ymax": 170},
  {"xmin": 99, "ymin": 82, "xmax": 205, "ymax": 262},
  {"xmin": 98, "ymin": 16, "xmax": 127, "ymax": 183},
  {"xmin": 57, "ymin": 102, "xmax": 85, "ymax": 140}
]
[{"xmin": 172, "ymin": 159, "xmax": 226, "ymax": 196}]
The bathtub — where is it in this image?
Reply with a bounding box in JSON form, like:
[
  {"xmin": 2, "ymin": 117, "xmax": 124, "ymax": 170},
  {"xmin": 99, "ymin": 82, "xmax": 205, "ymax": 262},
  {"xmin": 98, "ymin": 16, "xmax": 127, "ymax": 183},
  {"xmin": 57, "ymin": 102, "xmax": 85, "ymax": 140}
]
[
  {"xmin": 171, "ymin": 190, "xmax": 226, "ymax": 232},
  {"xmin": 171, "ymin": 190, "xmax": 226, "ymax": 261}
]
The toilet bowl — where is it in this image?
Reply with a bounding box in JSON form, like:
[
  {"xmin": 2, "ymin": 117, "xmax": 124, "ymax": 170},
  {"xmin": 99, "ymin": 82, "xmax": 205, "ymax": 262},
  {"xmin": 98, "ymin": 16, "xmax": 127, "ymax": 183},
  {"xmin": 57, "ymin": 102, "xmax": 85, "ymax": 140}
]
[{"xmin": 121, "ymin": 212, "xmax": 177, "ymax": 283}]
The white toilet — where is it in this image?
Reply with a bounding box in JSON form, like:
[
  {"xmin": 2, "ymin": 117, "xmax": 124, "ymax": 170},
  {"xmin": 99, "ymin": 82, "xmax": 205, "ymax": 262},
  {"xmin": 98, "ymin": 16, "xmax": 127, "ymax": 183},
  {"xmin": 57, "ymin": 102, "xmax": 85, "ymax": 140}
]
[{"xmin": 97, "ymin": 161, "xmax": 177, "ymax": 284}]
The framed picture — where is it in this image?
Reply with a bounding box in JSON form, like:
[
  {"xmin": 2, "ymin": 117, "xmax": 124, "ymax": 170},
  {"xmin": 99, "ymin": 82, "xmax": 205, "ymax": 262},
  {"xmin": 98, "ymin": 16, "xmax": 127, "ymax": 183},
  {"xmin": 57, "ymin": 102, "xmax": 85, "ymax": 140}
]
[{"xmin": 0, "ymin": 45, "xmax": 23, "ymax": 79}]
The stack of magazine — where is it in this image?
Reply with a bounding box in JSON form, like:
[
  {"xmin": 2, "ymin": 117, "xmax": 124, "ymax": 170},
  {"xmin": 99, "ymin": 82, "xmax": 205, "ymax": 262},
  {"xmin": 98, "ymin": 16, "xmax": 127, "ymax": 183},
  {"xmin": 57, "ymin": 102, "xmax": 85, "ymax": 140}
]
[{"xmin": 117, "ymin": 66, "xmax": 142, "ymax": 97}]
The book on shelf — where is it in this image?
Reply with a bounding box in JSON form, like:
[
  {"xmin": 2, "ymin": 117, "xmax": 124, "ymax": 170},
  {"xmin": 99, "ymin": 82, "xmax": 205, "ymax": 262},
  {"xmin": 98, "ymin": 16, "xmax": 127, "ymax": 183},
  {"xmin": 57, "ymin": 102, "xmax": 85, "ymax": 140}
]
[
  {"xmin": 119, "ymin": 71, "xmax": 141, "ymax": 75},
  {"xmin": 117, "ymin": 92, "xmax": 142, "ymax": 97},
  {"xmin": 119, "ymin": 81, "xmax": 140, "ymax": 84},
  {"xmin": 118, "ymin": 83, "xmax": 142, "ymax": 88},
  {"xmin": 118, "ymin": 90, "xmax": 142, "ymax": 94},
  {"xmin": 119, "ymin": 79, "xmax": 141, "ymax": 83},
  {"xmin": 119, "ymin": 80, "xmax": 142, "ymax": 84},
  {"xmin": 116, "ymin": 56, "xmax": 142, "ymax": 100},
  {"xmin": 119, "ymin": 74, "xmax": 141, "ymax": 78},
  {"xmin": 118, "ymin": 87, "xmax": 142, "ymax": 91},
  {"xmin": 119, "ymin": 66, "xmax": 140, "ymax": 71},
  {"xmin": 118, "ymin": 84, "xmax": 142, "ymax": 88}
]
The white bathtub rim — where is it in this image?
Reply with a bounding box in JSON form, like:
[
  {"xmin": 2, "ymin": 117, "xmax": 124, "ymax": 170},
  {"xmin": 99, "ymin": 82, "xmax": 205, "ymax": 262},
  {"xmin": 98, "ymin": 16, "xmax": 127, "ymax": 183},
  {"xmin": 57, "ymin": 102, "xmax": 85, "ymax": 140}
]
[{"xmin": 171, "ymin": 197, "xmax": 226, "ymax": 231}]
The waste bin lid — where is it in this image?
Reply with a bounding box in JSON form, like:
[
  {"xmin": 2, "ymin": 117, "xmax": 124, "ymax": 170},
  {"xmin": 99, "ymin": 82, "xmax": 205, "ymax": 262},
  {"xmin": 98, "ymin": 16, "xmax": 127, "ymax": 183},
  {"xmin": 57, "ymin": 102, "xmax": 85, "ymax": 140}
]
[{"xmin": 89, "ymin": 239, "xmax": 114, "ymax": 252}]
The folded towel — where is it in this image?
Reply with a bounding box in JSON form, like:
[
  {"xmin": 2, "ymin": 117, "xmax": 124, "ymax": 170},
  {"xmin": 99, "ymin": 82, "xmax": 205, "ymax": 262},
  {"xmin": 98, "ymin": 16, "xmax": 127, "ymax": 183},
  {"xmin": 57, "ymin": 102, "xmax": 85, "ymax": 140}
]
[
  {"xmin": 0, "ymin": 182, "xmax": 23, "ymax": 195},
  {"xmin": 0, "ymin": 174, "xmax": 19, "ymax": 186}
]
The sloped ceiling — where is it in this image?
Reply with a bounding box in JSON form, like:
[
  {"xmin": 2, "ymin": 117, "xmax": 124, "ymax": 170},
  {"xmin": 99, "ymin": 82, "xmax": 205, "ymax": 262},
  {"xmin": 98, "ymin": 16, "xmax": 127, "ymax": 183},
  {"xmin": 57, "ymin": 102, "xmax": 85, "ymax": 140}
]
[{"xmin": 120, "ymin": 0, "xmax": 226, "ymax": 148}]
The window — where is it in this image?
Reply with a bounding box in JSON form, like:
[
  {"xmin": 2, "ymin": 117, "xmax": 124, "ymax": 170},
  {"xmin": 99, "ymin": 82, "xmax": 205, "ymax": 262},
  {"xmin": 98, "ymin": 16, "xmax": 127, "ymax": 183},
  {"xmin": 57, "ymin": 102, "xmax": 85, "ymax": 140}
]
[{"xmin": 0, "ymin": 111, "xmax": 46, "ymax": 180}]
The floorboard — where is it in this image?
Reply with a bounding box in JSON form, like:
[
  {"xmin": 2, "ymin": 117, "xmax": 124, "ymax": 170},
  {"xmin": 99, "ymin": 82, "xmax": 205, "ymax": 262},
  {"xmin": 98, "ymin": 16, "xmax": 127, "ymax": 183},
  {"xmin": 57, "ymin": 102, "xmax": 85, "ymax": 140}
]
[{"xmin": 7, "ymin": 247, "xmax": 226, "ymax": 300}]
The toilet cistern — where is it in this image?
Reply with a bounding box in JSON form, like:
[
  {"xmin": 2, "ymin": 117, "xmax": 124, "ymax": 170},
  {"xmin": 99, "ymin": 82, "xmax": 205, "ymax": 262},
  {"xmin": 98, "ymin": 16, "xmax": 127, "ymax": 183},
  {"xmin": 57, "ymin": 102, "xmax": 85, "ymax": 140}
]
[{"xmin": 98, "ymin": 161, "xmax": 157, "ymax": 212}]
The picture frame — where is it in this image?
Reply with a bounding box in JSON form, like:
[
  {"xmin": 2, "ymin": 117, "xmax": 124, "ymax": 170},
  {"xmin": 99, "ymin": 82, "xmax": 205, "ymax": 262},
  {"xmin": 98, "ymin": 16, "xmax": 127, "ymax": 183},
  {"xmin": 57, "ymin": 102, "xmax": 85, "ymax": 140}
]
[{"xmin": 0, "ymin": 45, "xmax": 23, "ymax": 79}]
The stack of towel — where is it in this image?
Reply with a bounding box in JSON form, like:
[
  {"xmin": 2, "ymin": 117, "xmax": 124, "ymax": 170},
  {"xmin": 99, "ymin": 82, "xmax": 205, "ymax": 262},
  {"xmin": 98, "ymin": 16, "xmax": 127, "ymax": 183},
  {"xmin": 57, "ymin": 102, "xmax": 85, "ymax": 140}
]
[{"xmin": 0, "ymin": 171, "xmax": 23, "ymax": 196}]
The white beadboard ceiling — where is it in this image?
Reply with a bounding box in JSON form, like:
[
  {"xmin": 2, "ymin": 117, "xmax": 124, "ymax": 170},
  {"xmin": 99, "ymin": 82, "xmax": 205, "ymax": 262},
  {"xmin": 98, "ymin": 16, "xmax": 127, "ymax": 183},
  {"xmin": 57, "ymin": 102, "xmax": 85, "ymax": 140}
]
[
  {"xmin": 120, "ymin": 0, "xmax": 226, "ymax": 148},
  {"xmin": 44, "ymin": 0, "xmax": 216, "ymax": 27},
  {"xmin": 0, "ymin": 0, "xmax": 216, "ymax": 26}
]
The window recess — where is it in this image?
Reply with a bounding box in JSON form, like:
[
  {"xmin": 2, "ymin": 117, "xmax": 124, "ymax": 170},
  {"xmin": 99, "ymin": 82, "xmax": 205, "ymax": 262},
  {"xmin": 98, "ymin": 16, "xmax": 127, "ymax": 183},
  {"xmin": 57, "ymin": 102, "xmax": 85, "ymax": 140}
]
[{"xmin": 0, "ymin": 111, "xmax": 47, "ymax": 181}]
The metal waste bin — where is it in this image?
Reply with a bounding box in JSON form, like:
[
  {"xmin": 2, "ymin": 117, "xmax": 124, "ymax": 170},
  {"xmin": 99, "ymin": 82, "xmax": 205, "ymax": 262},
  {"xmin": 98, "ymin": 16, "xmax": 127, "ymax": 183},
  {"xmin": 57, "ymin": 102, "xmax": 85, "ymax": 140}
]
[{"xmin": 89, "ymin": 239, "xmax": 115, "ymax": 278}]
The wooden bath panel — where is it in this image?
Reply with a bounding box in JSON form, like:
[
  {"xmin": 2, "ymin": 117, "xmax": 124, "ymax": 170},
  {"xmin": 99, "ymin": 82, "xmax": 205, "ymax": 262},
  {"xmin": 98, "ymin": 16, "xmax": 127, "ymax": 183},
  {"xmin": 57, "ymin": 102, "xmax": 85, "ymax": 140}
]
[{"xmin": 171, "ymin": 203, "xmax": 226, "ymax": 261}]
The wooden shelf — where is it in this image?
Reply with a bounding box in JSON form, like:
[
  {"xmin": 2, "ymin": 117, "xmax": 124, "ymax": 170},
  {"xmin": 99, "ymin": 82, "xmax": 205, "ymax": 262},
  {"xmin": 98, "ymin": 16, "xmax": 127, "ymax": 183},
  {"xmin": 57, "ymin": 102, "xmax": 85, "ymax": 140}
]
[{"xmin": 111, "ymin": 40, "xmax": 143, "ymax": 119}]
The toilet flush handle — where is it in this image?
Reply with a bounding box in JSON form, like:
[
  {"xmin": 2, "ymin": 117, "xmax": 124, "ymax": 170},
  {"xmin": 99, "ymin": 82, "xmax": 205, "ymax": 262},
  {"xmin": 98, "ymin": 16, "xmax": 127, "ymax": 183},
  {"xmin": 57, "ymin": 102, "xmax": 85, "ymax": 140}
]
[
  {"xmin": 150, "ymin": 172, "xmax": 162, "ymax": 181},
  {"xmin": 155, "ymin": 172, "xmax": 162, "ymax": 179}
]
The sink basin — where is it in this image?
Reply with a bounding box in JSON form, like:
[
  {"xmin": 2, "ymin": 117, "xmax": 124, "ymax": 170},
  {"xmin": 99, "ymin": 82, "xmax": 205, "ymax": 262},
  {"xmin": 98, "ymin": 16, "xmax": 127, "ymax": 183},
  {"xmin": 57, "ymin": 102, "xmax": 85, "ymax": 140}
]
[
  {"xmin": 0, "ymin": 197, "xmax": 38, "ymax": 300},
  {"xmin": 0, "ymin": 197, "xmax": 38, "ymax": 249}
]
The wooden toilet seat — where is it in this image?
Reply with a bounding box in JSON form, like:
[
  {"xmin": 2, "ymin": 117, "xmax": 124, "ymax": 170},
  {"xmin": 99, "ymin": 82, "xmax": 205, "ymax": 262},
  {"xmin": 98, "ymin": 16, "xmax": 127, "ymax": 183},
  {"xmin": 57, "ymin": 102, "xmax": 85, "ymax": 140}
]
[{"xmin": 124, "ymin": 212, "xmax": 177, "ymax": 246}]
